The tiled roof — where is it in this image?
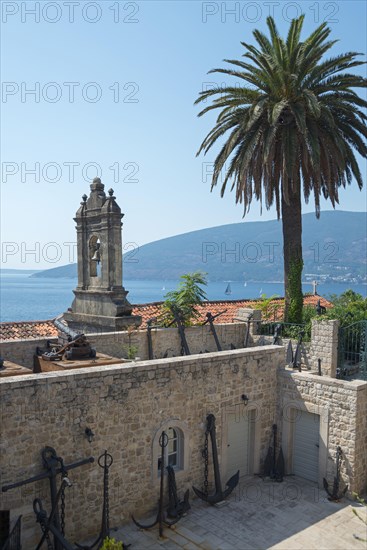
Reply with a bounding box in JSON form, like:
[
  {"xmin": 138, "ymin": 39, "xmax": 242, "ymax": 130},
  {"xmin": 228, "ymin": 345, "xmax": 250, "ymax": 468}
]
[
  {"xmin": 131, "ymin": 295, "xmax": 332, "ymax": 326},
  {"xmin": 0, "ymin": 295, "xmax": 332, "ymax": 341},
  {"xmin": 0, "ymin": 320, "xmax": 58, "ymax": 342}
]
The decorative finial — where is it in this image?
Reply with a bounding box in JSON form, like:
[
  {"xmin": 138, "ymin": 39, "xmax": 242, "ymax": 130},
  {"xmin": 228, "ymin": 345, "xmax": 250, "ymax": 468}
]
[
  {"xmin": 93, "ymin": 177, "xmax": 102, "ymax": 185},
  {"xmin": 82, "ymin": 194, "xmax": 87, "ymax": 203},
  {"xmin": 108, "ymin": 188, "xmax": 114, "ymax": 197}
]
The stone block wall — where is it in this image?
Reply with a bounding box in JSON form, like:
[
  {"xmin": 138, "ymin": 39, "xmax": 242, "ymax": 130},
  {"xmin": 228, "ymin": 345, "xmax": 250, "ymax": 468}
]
[
  {"xmin": 88, "ymin": 323, "xmax": 246, "ymax": 361},
  {"xmin": 0, "ymin": 323, "xmax": 247, "ymax": 369},
  {"xmin": 0, "ymin": 346, "xmax": 282, "ymax": 546},
  {"xmin": 309, "ymin": 319, "xmax": 340, "ymax": 377},
  {"xmin": 0, "ymin": 317, "xmax": 342, "ymax": 380},
  {"xmin": 250, "ymin": 316, "xmax": 340, "ymax": 376},
  {"xmin": 278, "ymin": 370, "xmax": 367, "ymax": 495},
  {"xmin": 0, "ymin": 337, "xmax": 58, "ymax": 369}
]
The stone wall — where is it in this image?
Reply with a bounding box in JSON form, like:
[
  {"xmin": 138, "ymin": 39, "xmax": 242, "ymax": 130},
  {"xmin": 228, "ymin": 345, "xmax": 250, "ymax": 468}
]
[
  {"xmin": 250, "ymin": 316, "xmax": 339, "ymax": 376},
  {"xmin": 0, "ymin": 346, "xmax": 282, "ymax": 546},
  {"xmin": 308, "ymin": 319, "xmax": 340, "ymax": 377},
  {"xmin": 252, "ymin": 335, "xmax": 311, "ymax": 370},
  {"xmin": 0, "ymin": 337, "xmax": 58, "ymax": 369},
  {"xmin": 278, "ymin": 369, "xmax": 367, "ymax": 494},
  {"xmin": 0, "ymin": 317, "xmax": 341, "ymax": 380},
  {"xmin": 0, "ymin": 323, "xmax": 247, "ymax": 369}
]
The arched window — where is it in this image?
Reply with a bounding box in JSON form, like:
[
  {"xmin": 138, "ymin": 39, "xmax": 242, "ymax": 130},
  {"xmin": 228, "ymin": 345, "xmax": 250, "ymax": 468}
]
[
  {"xmin": 89, "ymin": 236, "xmax": 101, "ymax": 278},
  {"xmin": 152, "ymin": 420, "xmax": 190, "ymax": 482},
  {"xmin": 157, "ymin": 427, "xmax": 182, "ymax": 472}
]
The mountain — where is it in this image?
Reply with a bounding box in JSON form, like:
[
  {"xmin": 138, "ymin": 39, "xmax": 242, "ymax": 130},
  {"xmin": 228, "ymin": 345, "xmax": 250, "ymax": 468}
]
[
  {"xmin": 31, "ymin": 211, "xmax": 367, "ymax": 283},
  {"xmin": 0, "ymin": 269, "xmax": 40, "ymax": 274}
]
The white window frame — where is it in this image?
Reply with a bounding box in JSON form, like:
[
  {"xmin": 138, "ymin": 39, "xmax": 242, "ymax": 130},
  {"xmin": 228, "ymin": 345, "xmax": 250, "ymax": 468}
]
[{"xmin": 152, "ymin": 420, "xmax": 190, "ymax": 483}]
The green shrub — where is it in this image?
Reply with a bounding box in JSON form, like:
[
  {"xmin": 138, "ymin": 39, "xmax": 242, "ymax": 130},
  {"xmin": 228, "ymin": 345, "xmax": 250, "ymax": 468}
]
[{"xmin": 101, "ymin": 537, "xmax": 124, "ymax": 550}]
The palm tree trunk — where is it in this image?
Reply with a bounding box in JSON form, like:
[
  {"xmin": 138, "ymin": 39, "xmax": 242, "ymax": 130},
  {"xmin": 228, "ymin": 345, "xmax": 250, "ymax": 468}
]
[{"xmin": 281, "ymin": 185, "xmax": 303, "ymax": 323}]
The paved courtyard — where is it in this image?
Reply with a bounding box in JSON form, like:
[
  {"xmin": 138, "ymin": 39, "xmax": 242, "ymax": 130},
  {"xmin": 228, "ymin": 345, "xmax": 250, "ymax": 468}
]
[{"xmin": 112, "ymin": 476, "xmax": 366, "ymax": 549}]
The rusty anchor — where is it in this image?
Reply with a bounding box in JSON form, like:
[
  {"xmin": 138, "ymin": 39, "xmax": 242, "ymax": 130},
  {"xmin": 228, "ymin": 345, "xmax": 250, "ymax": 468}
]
[
  {"xmin": 293, "ymin": 329, "xmax": 305, "ymax": 372},
  {"xmin": 170, "ymin": 306, "xmax": 191, "ymax": 356},
  {"xmin": 2, "ymin": 446, "xmax": 94, "ymax": 550},
  {"xmin": 202, "ymin": 311, "xmax": 227, "ymax": 351},
  {"xmin": 193, "ymin": 414, "xmax": 239, "ymax": 505},
  {"xmin": 147, "ymin": 317, "xmax": 158, "ymax": 360},
  {"xmin": 132, "ymin": 432, "xmax": 181, "ymax": 538},
  {"xmin": 166, "ymin": 465, "xmax": 190, "ymax": 518},
  {"xmin": 263, "ymin": 424, "xmax": 284, "ymax": 482},
  {"xmin": 76, "ymin": 450, "xmax": 118, "ymax": 550},
  {"xmin": 323, "ymin": 446, "xmax": 348, "ymax": 501}
]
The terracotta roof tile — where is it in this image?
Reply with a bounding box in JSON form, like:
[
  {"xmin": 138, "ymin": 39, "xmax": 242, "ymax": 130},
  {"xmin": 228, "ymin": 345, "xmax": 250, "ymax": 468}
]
[
  {"xmin": 0, "ymin": 320, "xmax": 58, "ymax": 342},
  {"xmin": 0, "ymin": 296, "xmax": 332, "ymax": 341},
  {"xmin": 131, "ymin": 295, "xmax": 332, "ymax": 326}
]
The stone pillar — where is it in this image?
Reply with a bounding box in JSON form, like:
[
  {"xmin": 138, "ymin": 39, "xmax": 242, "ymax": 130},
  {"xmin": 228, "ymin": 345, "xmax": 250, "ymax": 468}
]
[
  {"xmin": 234, "ymin": 308, "xmax": 262, "ymax": 347},
  {"xmin": 310, "ymin": 319, "xmax": 339, "ymax": 377},
  {"xmin": 235, "ymin": 308, "xmax": 262, "ymax": 335}
]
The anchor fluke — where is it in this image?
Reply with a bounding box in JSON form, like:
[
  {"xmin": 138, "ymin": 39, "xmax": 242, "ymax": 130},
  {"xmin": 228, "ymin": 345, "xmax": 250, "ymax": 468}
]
[{"xmin": 193, "ymin": 414, "xmax": 239, "ymax": 505}]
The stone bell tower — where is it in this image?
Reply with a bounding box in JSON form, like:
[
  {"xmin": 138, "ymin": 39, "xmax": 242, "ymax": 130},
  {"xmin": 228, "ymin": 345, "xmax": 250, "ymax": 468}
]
[{"xmin": 63, "ymin": 177, "xmax": 141, "ymax": 332}]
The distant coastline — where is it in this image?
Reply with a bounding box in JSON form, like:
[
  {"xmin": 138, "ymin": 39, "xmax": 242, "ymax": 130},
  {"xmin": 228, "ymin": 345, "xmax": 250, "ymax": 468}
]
[{"xmin": 1, "ymin": 272, "xmax": 365, "ymax": 323}]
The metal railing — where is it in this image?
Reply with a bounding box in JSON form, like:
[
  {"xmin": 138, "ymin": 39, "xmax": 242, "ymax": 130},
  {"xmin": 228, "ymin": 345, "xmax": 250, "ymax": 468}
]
[
  {"xmin": 2, "ymin": 516, "xmax": 21, "ymax": 550},
  {"xmin": 258, "ymin": 321, "xmax": 309, "ymax": 341},
  {"xmin": 337, "ymin": 320, "xmax": 367, "ymax": 380}
]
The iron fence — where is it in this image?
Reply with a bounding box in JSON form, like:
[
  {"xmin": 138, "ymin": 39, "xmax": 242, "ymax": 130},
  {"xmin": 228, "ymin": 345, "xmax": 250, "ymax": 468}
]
[
  {"xmin": 258, "ymin": 322, "xmax": 308, "ymax": 341},
  {"xmin": 337, "ymin": 320, "xmax": 367, "ymax": 380}
]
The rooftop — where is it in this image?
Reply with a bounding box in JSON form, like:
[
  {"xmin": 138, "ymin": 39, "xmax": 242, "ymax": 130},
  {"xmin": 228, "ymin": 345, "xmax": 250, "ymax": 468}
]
[{"xmin": 0, "ymin": 295, "xmax": 332, "ymax": 342}]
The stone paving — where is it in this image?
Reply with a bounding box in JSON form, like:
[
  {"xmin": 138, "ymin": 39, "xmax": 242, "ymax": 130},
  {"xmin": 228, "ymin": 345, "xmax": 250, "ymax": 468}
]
[{"xmin": 112, "ymin": 476, "xmax": 367, "ymax": 549}]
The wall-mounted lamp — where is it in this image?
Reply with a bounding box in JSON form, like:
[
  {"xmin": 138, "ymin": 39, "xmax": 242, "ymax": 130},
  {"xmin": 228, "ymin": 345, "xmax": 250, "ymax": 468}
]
[
  {"xmin": 241, "ymin": 394, "xmax": 249, "ymax": 406},
  {"xmin": 85, "ymin": 427, "xmax": 95, "ymax": 443}
]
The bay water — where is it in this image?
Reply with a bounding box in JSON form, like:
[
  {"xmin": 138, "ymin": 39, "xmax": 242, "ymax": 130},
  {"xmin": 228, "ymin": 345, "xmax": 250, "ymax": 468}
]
[{"xmin": 0, "ymin": 272, "xmax": 365, "ymax": 323}]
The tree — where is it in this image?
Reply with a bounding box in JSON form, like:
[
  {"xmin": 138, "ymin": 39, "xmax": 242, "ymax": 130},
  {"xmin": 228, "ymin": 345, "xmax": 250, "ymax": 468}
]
[
  {"xmin": 195, "ymin": 15, "xmax": 367, "ymax": 323},
  {"xmin": 160, "ymin": 271, "xmax": 208, "ymax": 327},
  {"xmin": 323, "ymin": 289, "xmax": 367, "ymax": 325}
]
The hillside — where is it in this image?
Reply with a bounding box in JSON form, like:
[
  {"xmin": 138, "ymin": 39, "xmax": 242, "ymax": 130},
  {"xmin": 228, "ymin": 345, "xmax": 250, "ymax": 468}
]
[{"xmin": 31, "ymin": 211, "xmax": 367, "ymax": 283}]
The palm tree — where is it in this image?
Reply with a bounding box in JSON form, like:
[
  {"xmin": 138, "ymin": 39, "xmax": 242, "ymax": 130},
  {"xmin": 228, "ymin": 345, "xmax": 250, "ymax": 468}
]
[{"xmin": 195, "ymin": 16, "xmax": 367, "ymax": 323}]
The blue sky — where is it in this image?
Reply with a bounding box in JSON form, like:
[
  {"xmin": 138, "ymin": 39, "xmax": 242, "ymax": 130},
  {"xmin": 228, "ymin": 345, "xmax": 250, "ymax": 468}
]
[{"xmin": 1, "ymin": 0, "xmax": 366, "ymax": 269}]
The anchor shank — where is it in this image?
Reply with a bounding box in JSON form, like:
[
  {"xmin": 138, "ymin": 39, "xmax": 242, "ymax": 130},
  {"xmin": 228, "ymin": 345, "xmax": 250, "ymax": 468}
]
[
  {"xmin": 49, "ymin": 463, "xmax": 62, "ymax": 550},
  {"xmin": 208, "ymin": 317, "xmax": 222, "ymax": 351},
  {"xmin": 207, "ymin": 415, "xmax": 223, "ymax": 496},
  {"xmin": 158, "ymin": 431, "xmax": 166, "ymax": 538},
  {"xmin": 147, "ymin": 326, "xmax": 154, "ymax": 360}
]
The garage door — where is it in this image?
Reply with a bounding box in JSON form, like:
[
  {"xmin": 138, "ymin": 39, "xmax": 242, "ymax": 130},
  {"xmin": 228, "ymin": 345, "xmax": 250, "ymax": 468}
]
[
  {"xmin": 293, "ymin": 410, "xmax": 320, "ymax": 482},
  {"xmin": 227, "ymin": 411, "xmax": 250, "ymax": 478}
]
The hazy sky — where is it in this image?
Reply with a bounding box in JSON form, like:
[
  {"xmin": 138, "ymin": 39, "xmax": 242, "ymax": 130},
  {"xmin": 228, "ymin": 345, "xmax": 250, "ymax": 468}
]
[{"xmin": 1, "ymin": 0, "xmax": 366, "ymax": 269}]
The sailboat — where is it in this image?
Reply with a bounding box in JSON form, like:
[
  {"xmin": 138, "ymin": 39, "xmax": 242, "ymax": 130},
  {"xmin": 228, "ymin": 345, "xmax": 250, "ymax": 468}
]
[
  {"xmin": 244, "ymin": 282, "xmax": 247, "ymax": 287},
  {"xmin": 225, "ymin": 283, "xmax": 232, "ymax": 295}
]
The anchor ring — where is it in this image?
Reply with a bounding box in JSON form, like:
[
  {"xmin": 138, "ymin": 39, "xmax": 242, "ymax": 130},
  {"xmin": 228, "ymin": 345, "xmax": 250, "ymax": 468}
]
[
  {"xmin": 33, "ymin": 497, "xmax": 47, "ymax": 520},
  {"xmin": 41, "ymin": 446, "xmax": 58, "ymax": 467},
  {"xmin": 98, "ymin": 450, "xmax": 113, "ymax": 469},
  {"xmin": 159, "ymin": 432, "xmax": 169, "ymax": 448}
]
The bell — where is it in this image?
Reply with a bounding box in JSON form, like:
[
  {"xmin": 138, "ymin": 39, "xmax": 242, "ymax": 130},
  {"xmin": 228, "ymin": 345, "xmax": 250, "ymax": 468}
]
[{"xmin": 91, "ymin": 249, "xmax": 100, "ymax": 264}]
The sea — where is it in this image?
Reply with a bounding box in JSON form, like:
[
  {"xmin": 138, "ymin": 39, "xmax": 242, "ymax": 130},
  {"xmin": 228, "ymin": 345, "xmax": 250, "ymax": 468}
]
[{"xmin": 0, "ymin": 272, "xmax": 366, "ymax": 323}]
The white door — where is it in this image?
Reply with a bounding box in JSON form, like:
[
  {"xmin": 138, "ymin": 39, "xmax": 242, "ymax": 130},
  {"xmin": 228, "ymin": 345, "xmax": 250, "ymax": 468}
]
[
  {"xmin": 293, "ymin": 410, "xmax": 320, "ymax": 482},
  {"xmin": 227, "ymin": 410, "xmax": 250, "ymax": 478}
]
